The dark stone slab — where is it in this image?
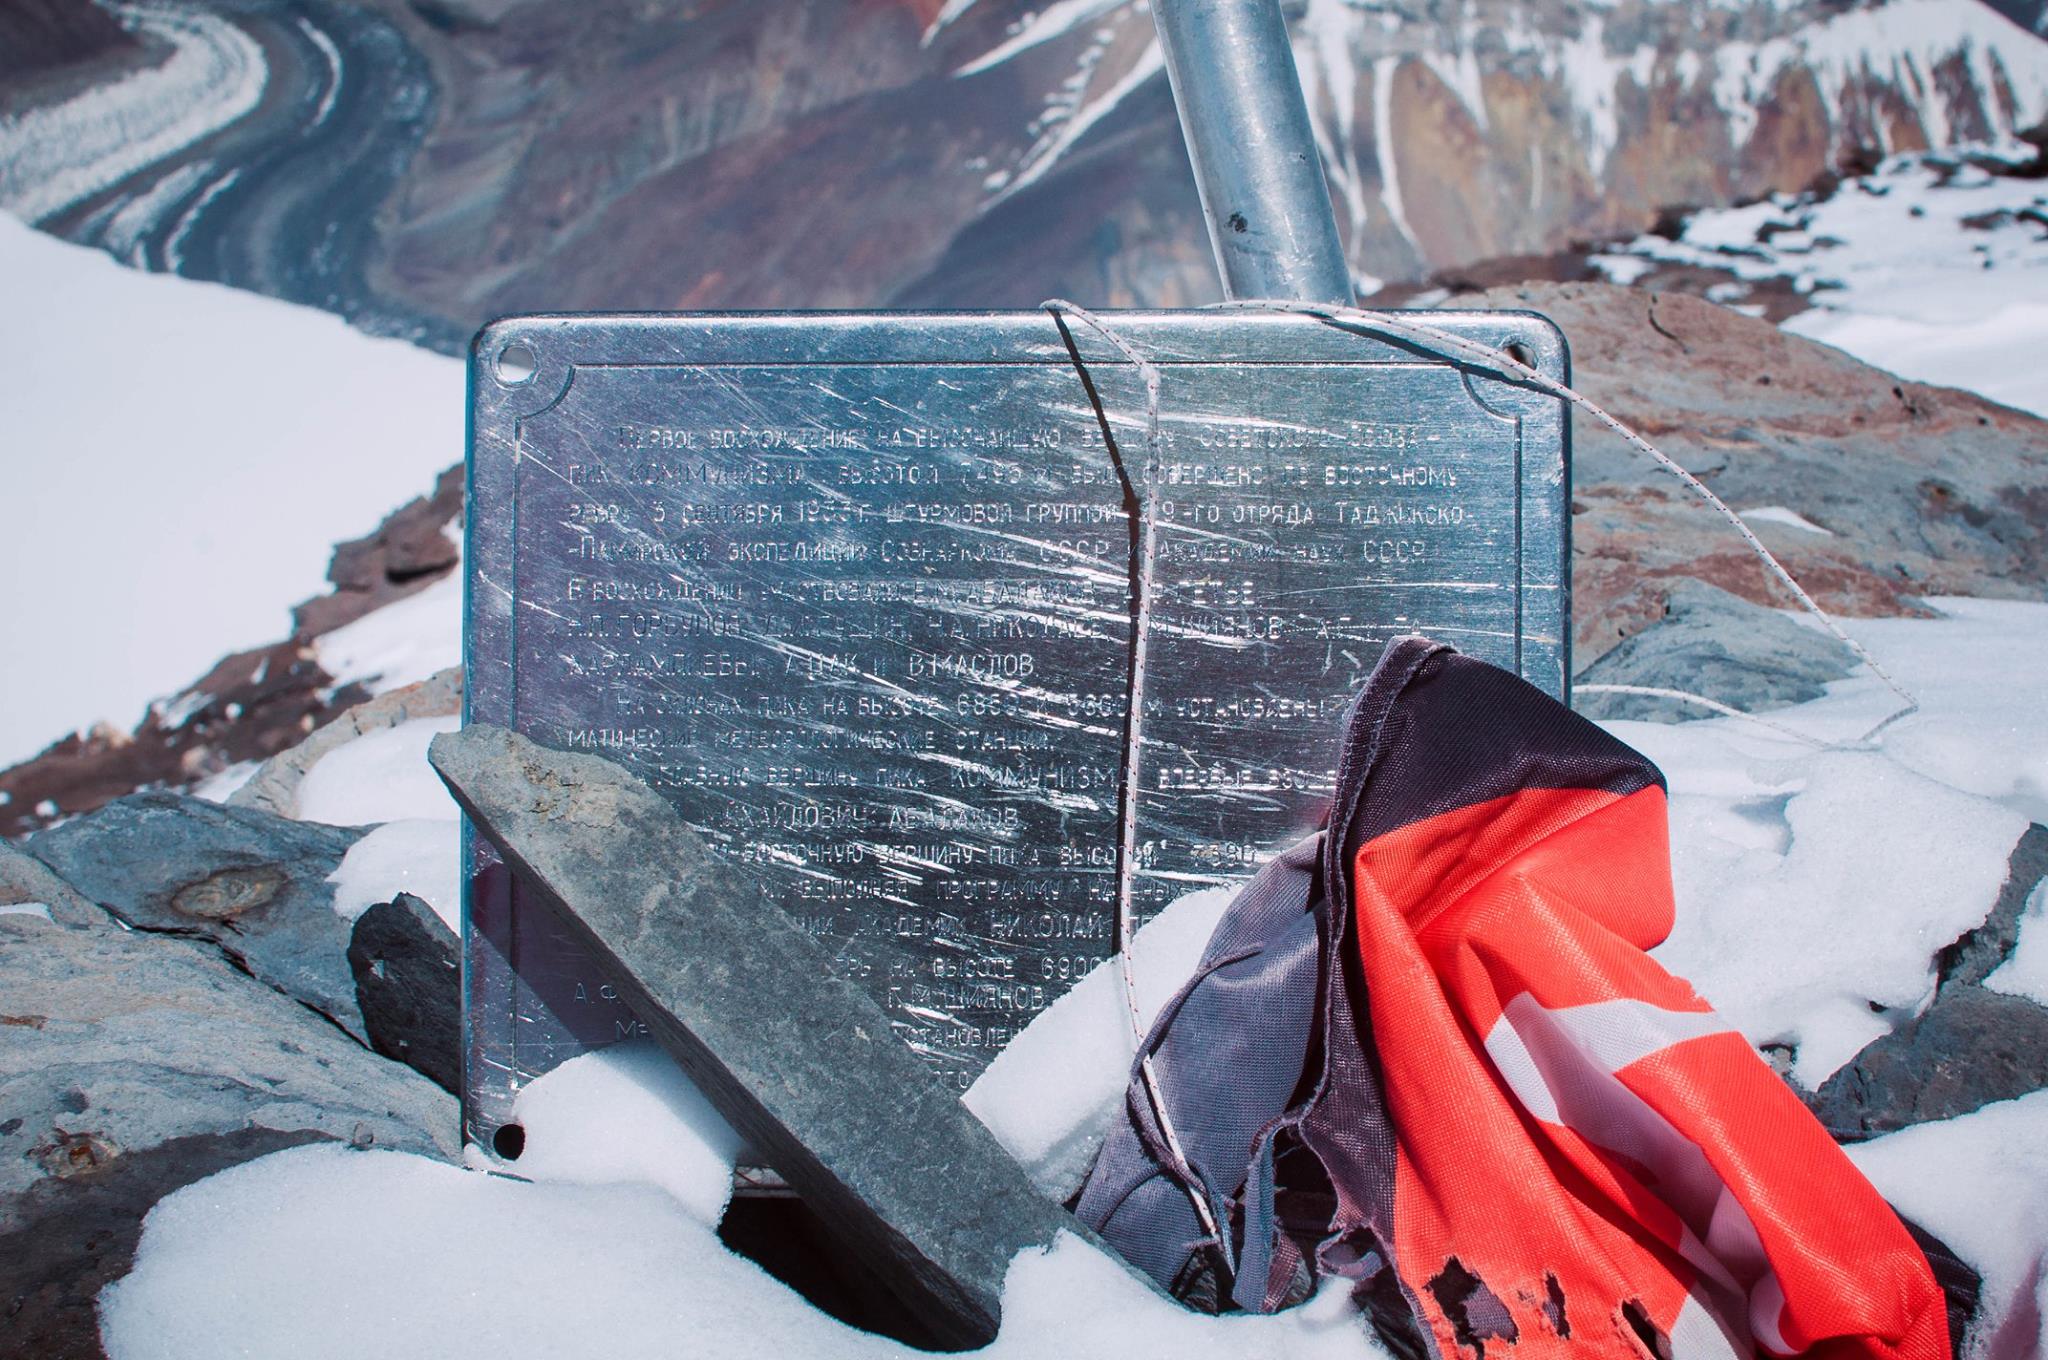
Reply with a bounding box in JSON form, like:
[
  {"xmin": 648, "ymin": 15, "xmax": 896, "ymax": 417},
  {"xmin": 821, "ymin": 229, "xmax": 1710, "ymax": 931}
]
[
  {"xmin": 1806, "ymin": 985, "xmax": 2048, "ymax": 1140},
  {"xmin": 1936, "ymin": 823, "xmax": 2048, "ymax": 995},
  {"xmin": 24, "ymin": 792, "xmax": 369, "ymax": 1040},
  {"xmin": 430, "ymin": 723, "xmax": 1092, "ymax": 1348},
  {"xmin": 349, "ymin": 893, "xmax": 462, "ymax": 1096},
  {"xmin": 1573, "ymin": 577, "xmax": 1857, "ymax": 722}
]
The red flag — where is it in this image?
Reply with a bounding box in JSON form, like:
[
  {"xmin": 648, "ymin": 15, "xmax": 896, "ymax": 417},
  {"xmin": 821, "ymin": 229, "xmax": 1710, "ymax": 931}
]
[
  {"xmin": 1079, "ymin": 637, "xmax": 1956, "ymax": 1360},
  {"xmin": 1344, "ymin": 641, "xmax": 1949, "ymax": 1359}
]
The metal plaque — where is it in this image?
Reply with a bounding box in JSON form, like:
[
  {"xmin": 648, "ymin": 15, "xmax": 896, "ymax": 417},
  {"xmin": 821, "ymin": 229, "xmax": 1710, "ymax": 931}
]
[{"xmin": 463, "ymin": 310, "xmax": 1569, "ymax": 1147}]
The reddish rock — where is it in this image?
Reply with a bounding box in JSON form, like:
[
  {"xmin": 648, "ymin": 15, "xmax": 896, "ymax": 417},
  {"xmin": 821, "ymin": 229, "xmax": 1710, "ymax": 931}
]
[{"xmin": 1449, "ymin": 282, "xmax": 2048, "ymax": 664}]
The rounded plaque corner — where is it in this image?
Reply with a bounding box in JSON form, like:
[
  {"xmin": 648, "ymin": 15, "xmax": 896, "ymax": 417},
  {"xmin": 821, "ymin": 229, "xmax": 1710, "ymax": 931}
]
[
  {"xmin": 471, "ymin": 319, "xmax": 576, "ymax": 419},
  {"xmin": 1457, "ymin": 316, "xmax": 1568, "ymax": 422}
]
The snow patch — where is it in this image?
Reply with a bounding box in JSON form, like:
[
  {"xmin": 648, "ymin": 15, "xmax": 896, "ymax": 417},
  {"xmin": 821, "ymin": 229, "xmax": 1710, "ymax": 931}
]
[
  {"xmin": 1850, "ymin": 1091, "xmax": 2048, "ymax": 1350},
  {"xmin": 955, "ymin": 0, "xmax": 1130, "ymax": 76},
  {"xmin": 99, "ymin": 1146, "xmax": 1374, "ymax": 1360},
  {"xmin": 1736, "ymin": 505, "xmax": 1834, "ymax": 535},
  {"xmin": 327, "ymin": 819, "xmax": 460, "ymax": 929},
  {"xmin": 0, "ymin": 903, "xmax": 54, "ymax": 922},
  {"xmin": 190, "ymin": 760, "xmax": 259, "ymax": 803},
  {"xmin": 1611, "ymin": 147, "xmax": 2048, "ymax": 417},
  {"xmin": 313, "ymin": 574, "xmax": 465, "ymax": 702},
  {"xmin": 506, "ymin": 1043, "xmax": 745, "ymax": 1226},
  {"xmin": 295, "ymin": 715, "xmax": 462, "ymax": 826},
  {"xmin": 1613, "ymin": 599, "xmax": 2048, "ymax": 1087},
  {"xmin": 965, "ymin": 884, "xmax": 1234, "ymax": 1196}
]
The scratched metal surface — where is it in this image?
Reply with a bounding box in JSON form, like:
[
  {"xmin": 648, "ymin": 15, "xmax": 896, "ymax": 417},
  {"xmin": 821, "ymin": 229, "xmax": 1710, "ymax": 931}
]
[{"xmin": 463, "ymin": 310, "xmax": 1569, "ymax": 1147}]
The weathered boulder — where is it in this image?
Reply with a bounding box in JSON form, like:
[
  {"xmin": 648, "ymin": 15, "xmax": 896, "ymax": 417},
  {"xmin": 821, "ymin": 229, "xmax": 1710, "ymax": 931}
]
[
  {"xmin": 349, "ymin": 893, "xmax": 462, "ymax": 1096},
  {"xmin": 24, "ymin": 793, "xmax": 369, "ymax": 1041},
  {"xmin": 1573, "ymin": 577, "xmax": 1858, "ymax": 721},
  {"xmin": 1450, "ymin": 283, "xmax": 2048, "ymax": 664},
  {"xmin": 1805, "ymin": 826, "xmax": 2048, "ymax": 1139},
  {"xmin": 0, "ymin": 910, "xmax": 456, "ymax": 1356},
  {"xmin": 230, "ymin": 665, "xmax": 463, "ymax": 819},
  {"xmin": 1806, "ymin": 986, "xmax": 2048, "ymax": 1140},
  {"xmin": 0, "ymin": 839, "xmax": 103, "ymax": 930}
]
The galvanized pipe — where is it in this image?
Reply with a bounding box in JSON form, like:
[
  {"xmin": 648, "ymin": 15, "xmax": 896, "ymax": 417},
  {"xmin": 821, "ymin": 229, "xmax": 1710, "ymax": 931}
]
[{"xmin": 1151, "ymin": 0, "xmax": 1353, "ymax": 304}]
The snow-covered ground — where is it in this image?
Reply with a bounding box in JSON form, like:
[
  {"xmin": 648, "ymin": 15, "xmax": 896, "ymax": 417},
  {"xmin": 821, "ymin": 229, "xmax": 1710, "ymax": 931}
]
[
  {"xmin": 1596, "ymin": 146, "xmax": 2048, "ymax": 417},
  {"xmin": 95, "ymin": 598, "xmax": 2048, "ymax": 1359},
  {"xmin": 0, "ymin": 214, "xmax": 461, "ymax": 767}
]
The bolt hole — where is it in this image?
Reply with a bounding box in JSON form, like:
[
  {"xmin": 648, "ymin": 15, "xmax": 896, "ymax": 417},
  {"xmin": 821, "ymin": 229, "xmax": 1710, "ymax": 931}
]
[
  {"xmin": 495, "ymin": 342, "xmax": 537, "ymax": 386},
  {"xmin": 492, "ymin": 1122, "xmax": 526, "ymax": 1161},
  {"xmin": 1502, "ymin": 341, "xmax": 1535, "ymax": 368}
]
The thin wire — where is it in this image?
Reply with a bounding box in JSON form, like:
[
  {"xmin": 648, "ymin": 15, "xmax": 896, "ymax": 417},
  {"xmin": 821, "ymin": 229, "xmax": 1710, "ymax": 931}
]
[
  {"xmin": 1208, "ymin": 297, "xmax": 1919, "ymax": 744},
  {"xmin": 1043, "ymin": 298, "xmax": 1223, "ymax": 1253},
  {"xmin": 1573, "ymin": 683, "xmax": 1831, "ymax": 748}
]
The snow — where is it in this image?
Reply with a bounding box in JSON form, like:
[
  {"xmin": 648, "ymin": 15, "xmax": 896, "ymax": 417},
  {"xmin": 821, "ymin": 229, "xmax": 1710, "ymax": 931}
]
[
  {"xmin": 1612, "ymin": 598, "xmax": 2048, "ymax": 1088},
  {"xmin": 964, "ymin": 884, "xmax": 1233, "ymax": 1196},
  {"xmin": 1647, "ymin": 746, "xmax": 2026, "ymax": 1087},
  {"xmin": 0, "ymin": 903, "xmax": 54, "ymax": 922},
  {"xmin": 1850, "ymin": 1091, "xmax": 2048, "ymax": 1355},
  {"xmin": 0, "ymin": 214, "xmax": 461, "ymax": 768},
  {"xmin": 295, "ymin": 715, "xmax": 462, "ymax": 825},
  {"xmin": 1988, "ymin": 879, "xmax": 2048, "ymax": 1009},
  {"xmin": 504, "ymin": 1043, "xmax": 746, "ymax": 1226},
  {"xmin": 328, "ymin": 819, "xmax": 461, "ymax": 929},
  {"xmin": 955, "ymin": 0, "xmax": 1128, "ymax": 77},
  {"xmin": 0, "ymin": 1, "xmax": 266, "ymax": 224},
  {"xmin": 1599, "ymin": 148, "xmax": 2048, "ymax": 417},
  {"xmin": 312, "ymin": 571, "xmax": 465, "ymax": 700},
  {"xmin": 189, "ymin": 759, "xmax": 258, "ymax": 803},
  {"xmin": 101, "ymin": 1140, "xmax": 1371, "ymax": 1360},
  {"xmin": 1736, "ymin": 505, "xmax": 1833, "ymax": 536},
  {"xmin": 303, "ymin": 715, "xmax": 464, "ymax": 926}
]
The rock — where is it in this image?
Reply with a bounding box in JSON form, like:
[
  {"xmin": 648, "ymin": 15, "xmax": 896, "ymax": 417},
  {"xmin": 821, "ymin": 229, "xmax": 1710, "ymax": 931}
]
[
  {"xmin": 1936, "ymin": 823, "xmax": 2048, "ymax": 995},
  {"xmin": 23, "ymin": 793, "xmax": 370, "ymax": 1041},
  {"xmin": 1450, "ymin": 283, "xmax": 2048, "ymax": 664},
  {"xmin": 0, "ymin": 840, "xmax": 104, "ymax": 930},
  {"xmin": 431, "ymin": 723, "xmax": 1083, "ymax": 1349},
  {"xmin": 0, "ymin": 0, "xmax": 138, "ymax": 85},
  {"xmin": 230, "ymin": 666, "xmax": 463, "ymax": 819},
  {"xmin": 292, "ymin": 464, "xmax": 465, "ymax": 638},
  {"xmin": 0, "ymin": 910, "xmax": 456, "ymax": 1357},
  {"xmin": 1805, "ymin": 985, "xmax": 2048, "ymax": 1140},
  {"xmin": 349, "ymin": 893, "xmax": 462, "ymax": 1096},
  {"xmin": 1573, "ymin": 578, "xmax": 1858, "ymax": 722}
]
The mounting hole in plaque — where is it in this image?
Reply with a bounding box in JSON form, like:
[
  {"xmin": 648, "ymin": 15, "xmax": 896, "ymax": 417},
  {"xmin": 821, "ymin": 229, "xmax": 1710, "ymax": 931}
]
[
  {"xmin": 491, "ymin": 1122, "xmax": 526, "ymax": 1161},
  {"xmin": 1502, "ymin": 340, "xmax": 1536, "ymax": 367},
  {"xmin": 495, "ymin": 341, "xmax": 538, "ymax": 386}
]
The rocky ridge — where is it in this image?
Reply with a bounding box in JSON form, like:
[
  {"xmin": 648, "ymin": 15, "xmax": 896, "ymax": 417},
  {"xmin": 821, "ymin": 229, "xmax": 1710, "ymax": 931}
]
[{"xmin": 4, "ymin": 0, "xmax": 2047, "ymax": 346}]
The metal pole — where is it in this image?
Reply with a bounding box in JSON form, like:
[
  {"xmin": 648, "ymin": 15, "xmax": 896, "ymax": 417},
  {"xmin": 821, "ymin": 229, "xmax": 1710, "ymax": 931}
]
[{"xmin": 1151, "ymin": 0, "xmax": 1353, "ymax": 304}]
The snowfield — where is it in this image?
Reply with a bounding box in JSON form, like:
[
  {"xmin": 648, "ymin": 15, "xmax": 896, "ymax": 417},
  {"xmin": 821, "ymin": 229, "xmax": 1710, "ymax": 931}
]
[
  {"xmin": 94, "ymin": 598, "xmax": 2048, "ymax": 1359},
  {"xmin": 1598, "ymin": 146, "xmax": 2048, "ymax": 418},
  {"xmin": 0, "ymin": 214, "xmax": 461, "ymax": 767}
]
